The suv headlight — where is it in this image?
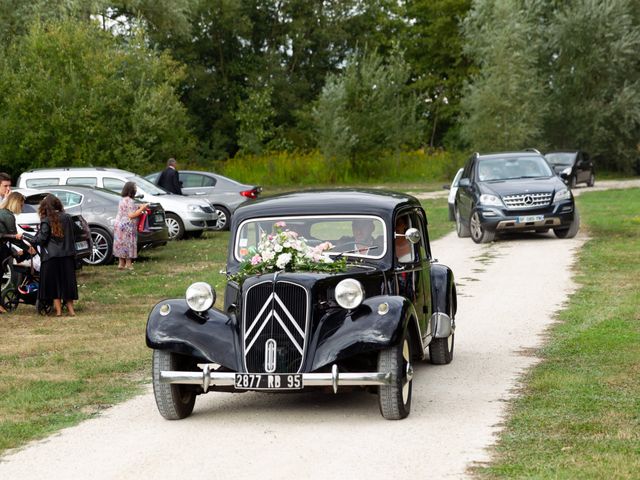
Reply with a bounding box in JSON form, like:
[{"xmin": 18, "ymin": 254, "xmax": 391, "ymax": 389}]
[
  {"xmin": 335, "ymin": 279, "xmax": 364, "ymax": 310},
  {"xmin": 186, "ymin": 282, "xmax": 215, "ymax": 312},
  {"xmin": 479, "ymin": 194, "xmax": 503, "ymax": 207},
  {"xmin": 553, "ymin": 188, "xmax": 571, "ymax": 203}
]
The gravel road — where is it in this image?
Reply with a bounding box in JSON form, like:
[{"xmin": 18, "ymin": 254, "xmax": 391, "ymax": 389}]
[{"xmin": 0, "ymin": 227, "xmax": 589, "ymax": 479}]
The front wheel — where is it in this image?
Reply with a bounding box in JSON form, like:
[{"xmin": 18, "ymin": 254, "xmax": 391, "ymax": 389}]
[
  {"xmin": 455, "ymin": 206, "xmax": 470, "ymax": 238},
  {"xmin": 470, "ymin": 211, "xmax": 495, "ymax": 244},
  {"xmin": 165, "ymin": 213, "xmax": 185, "ymax": 241},
  {"xmin": 378, "ymin": 332, "xmax": 413, "ymax": 420},
  {"xmin": 212, "ymin": 205, "xmax": 230, "ymax": 231},
  {"xmin": 554, "ymin": 208, "xmax": 580, "ymax": 239},
  {"xmin": 1, "ymin": 288, "xmax": 19, "ymax": 312},
  {"xmin": 152, "ymin": 349, "xmax": 196, "ymax": 420},
  {"xmin": 587, "ymin": 172, "xmax": 595, "ymax": 187}
]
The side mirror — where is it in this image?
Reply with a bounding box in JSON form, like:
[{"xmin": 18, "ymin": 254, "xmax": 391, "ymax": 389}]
[
  {"xmin": 135, "ymin": 193, "xmax": 144, "ymax": 199},
  {"xmin": 404, "ymin": 227, "xmax": 421, "ymax": 244},
  {"xmin": 559, "ymin": 172, "xmax": 569, "ymax": 180},
  {"xmin": 459, "ymin": 178, "xmax": 471, "ymax": 188}
]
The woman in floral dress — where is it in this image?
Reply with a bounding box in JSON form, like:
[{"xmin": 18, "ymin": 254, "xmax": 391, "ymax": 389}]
[{"xmin": 113, "ymin": 182, "xmax": 148, "ymax": 270}]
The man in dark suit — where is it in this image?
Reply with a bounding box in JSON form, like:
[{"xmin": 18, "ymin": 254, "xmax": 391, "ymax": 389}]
[{"xmin": 156, "ymin": 158, "xmax": 182, "ymax": 195}]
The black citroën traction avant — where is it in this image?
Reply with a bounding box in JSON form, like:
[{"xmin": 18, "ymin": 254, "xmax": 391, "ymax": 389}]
[{"xmin": 146, "ymin": 190, "xmax": 457, "ymax": 420}]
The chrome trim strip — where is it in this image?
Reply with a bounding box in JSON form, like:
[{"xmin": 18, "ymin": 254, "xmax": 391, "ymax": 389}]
[
  {"xmin": 495, "ymin": 218, "xmax": 560, "ymax": 230},
  {"xmin": 159, "ymin": 365, "xmax": 394, "ymax": 392}
]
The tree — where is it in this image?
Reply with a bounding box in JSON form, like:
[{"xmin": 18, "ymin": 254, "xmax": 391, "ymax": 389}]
[
  {"xmin": 0, "ymin": 19, "xmax": 195, "ymax": 177},
  {"xmin": 460, "ymin": 0, "xmax": 548, "ymax": 152},
  {"xmin": 402, "ymin": 0, "xmax": 473, "ymax": 148},
  {"xmin": 313, "ymin": 48, "xmax": 423, "ymax": 177},
  {"xmin": 545, "ymin": 0, "xmax": 640, "ymax": 170}
]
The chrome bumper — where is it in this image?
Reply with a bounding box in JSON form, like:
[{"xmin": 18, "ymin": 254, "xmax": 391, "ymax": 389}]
[{"xmin": 160, "ymin": 364, "xmax": 393, "ymax": 394}]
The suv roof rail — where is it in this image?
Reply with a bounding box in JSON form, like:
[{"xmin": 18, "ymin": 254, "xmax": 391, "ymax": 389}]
[{"xmin": 524, "ymin": 148, "xmax": 541, "ymax": 154}]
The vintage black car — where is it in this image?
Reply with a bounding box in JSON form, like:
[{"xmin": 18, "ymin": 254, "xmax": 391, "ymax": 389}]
[
  {"xmin": 146, "ymin": 190, "xmax": 457, "ymax": 420},
  {"xmin": 454, "ymin": 151, "xmax": 580, "ymax": 243}
]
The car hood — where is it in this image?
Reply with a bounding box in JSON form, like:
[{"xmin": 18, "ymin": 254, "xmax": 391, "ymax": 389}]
[{"xmin": 479, "ymin": 177, "xmax": 567, "ymax": 196}]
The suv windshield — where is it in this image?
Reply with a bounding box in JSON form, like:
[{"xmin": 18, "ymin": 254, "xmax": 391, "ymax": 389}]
[
  {"xmin": 127, "ymin": 176, "xmax": 169, "ymax": 195},
  {"xmin": 476, "ymin": 156, "xmax": 553, "ymax": 181},
  {"xmin": 545, "ymin": 152, "xmax": 575, "ymax": 166},
  {"xmin": 234, "ymin": 215, "xmax": 387, "ymax": 261}
]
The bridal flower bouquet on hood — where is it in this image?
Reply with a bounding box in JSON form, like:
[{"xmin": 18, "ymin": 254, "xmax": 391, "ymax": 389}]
[{"xmin": 232, "ymin": 222, "xmax": 346, "ymax": 282}]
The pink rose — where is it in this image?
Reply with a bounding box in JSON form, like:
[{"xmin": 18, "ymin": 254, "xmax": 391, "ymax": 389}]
[
  {"xmin": 251, "ymin": 254, "xmax": 262, "ymax": 265},
  {"xmin": 275, "ymin": 221, "xmax": 287, "ymax": 228}
]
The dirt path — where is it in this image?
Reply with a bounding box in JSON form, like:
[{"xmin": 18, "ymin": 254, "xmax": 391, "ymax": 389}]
[{"xmin": 0, "ymin": 229, "xmax": 588, "ymax": 479}]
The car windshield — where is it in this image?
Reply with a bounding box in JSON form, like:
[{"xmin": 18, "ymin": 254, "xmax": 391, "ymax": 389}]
[
  {"xmin": 234, "ymin": 215, "xmax": 387, "ymax": 261},
  {"xmin": 476, "ymin": 156, "xmax": 554, "ymax": 181},
  {"xmin": 127, "ymin": 176, "xmax": 168, "ymax": 195},
  {"xmin": 545, "ymin": 153, "xmax": 575, "ymax": 166}
]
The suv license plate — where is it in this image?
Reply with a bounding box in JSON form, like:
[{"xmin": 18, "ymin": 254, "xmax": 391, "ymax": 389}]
[
  {"xmin": 75, "ymin": 241, "xmax": 89, "ymax": 250},
  {"xmin": 234, "ymin": 373, "xmax": 303, "ymax": 390},
  {"xmin": 516, "ymin": 215, "xmax": 544, "ymax": 223}
]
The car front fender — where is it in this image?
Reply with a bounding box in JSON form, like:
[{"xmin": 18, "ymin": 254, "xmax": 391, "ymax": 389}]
[
  {"xmin": 146, "ymin": 299, "xmax": 241, "ymax": 371},
  {"xmin": 309, "ymin": 296, "xmax": 419, "ymax": 371}
]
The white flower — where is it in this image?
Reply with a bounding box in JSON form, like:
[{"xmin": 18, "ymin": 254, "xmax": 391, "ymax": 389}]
[
  {"xmin": 276, "ymin": 253, "xmax": 292, "ymax": 269},
  {"xmin": 262, "ymin": 250, "xmax": 275, "ymax": 262},
  {"xmin": 274, "ymin": 244, "xmax": 283, "ymax": 252}
]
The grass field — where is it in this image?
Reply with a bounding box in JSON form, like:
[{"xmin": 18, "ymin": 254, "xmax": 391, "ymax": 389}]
[{"xmin": 476, "ymin": 188, "xmax": 640, "ymax": 479}]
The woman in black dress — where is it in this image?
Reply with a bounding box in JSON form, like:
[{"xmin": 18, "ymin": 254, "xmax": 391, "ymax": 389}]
[{"xmin": 31, "ymin": 194, "xmax": 78, "ymax": 316}]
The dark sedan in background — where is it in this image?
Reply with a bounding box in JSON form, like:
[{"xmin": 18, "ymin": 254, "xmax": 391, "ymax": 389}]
[
  {"xmin": 545, "ymin": 151, "xmax": 595, "ymax": 188},
  {"xmin": 146, "ymin": 170, "xmax": 261, "ymax": 231}
]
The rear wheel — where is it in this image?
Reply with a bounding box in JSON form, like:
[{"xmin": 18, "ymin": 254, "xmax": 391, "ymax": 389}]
[
  {"xmin": 212, "ymin": 205, "xmax": 230, "ymax": 231},
  {"xmin": 1, "ymin": 259, "xmax": 15, "ymax": 291},
  {"xmin": 152, "ymin": 349, "xmax": 196, "ymax": 420},
  {"xmin": 455, "ymin": 206, "xmax": 470, "ymax": 238},
  {"xmin": 378, "ymin": 331, "xmax": 413, "ymax": 420},
  {"xmin": 165, "ymin": 213, "xmax": 185, "ymax": 241},
  {"xmin": 587, "ymin": 172, "xmax": 595, "ymax": 187},
  {"xmin": 83, "ymin": 227, "xmax": 113, "ymax": 266},
  {"xmin": 554, "ymin": 208, "xmax": 580, "ymax": 239},
  {"xmin": 429, "ymin": 302, "xmax": 455, "ymax": 365},
  {"xmin": 1, "ymin": 288, "xmax": 19, "ymax": 312},
  {"xmin": 470, "ymin": 211, "xmax": 495, "ymax": 244},
  {"xmin": 36, "ymin": 299, "xmax": 52, "ymax": 316}
]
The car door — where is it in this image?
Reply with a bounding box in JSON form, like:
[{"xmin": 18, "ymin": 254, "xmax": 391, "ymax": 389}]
[
  {"xmin": 456, "ymin": 157, "xmax": 476, "ymax": 222},
  {"xmin": 180, "ymin": 173, "xmax": 217, "ymax": 197},
  {"xmin": 393, "ymin": 209, "xmax": 431, "ymax": 343}
]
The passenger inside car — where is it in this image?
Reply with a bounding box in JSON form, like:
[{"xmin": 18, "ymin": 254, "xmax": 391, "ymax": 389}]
[{"xmin": 395, "ymin": 216, "xmax": 413, "ymax": 263}]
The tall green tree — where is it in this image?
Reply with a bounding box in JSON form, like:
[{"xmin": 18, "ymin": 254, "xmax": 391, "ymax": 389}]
[
  {"xmin": 545, "ymin": 0, "xmax": 640, "ymax": 170},
  {"xmin": 402, "ymin": 0, "xmax": 472, "ymax": 148},
  {"xmin": 313, "ymin": 49, "xmax": 423, "ymax": 178},
  {"xmin": 460, "ymin": 0, "xmax": 548, "ymax": 152},
  {"xmin": 0, "ymin": 19, "xmax": 194, "ymax": 177}
]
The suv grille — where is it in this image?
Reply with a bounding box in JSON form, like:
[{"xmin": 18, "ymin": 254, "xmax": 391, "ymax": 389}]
[
  {"xmin": 502, "ymin": 192, "xmax": 552, "ymax": 209},
  {"xmin": 243, "ymin": 280, "xmax": 308, "ymax": 373}
]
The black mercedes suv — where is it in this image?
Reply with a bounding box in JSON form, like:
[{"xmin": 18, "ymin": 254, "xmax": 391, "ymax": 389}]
[{"xmin": 454, "ymin": 150, "xmax": 579, "ymax": 243}]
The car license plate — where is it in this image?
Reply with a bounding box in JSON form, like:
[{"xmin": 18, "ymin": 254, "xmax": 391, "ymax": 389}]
[
  {"xmin": 234, "ymin": 373, "xmax": 303, "ymax": 390},
  {"xmin": 516, "ymin": 215, "xmax": 544, "ymax": 223},
  {"xmin": 154, "ymin": 214, "xmax": 164, "ymax": 223},
  {"xmin": 75, "ymin": 241, "xmax": 89, "ymax": 250}
]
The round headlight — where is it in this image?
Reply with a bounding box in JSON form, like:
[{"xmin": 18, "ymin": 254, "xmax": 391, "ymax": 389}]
[
  {"xmin": 335, "ymin": 279, "xmax": 364, "ymax": 310},
  {"xmin": 186, "ymin": 282, "xmax": 215, "ymax": 312}
]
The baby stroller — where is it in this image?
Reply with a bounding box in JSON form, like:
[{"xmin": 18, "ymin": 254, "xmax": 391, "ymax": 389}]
[{"xmin": 0, "ymin": 240, "xmax": 52, "ymax": 315}]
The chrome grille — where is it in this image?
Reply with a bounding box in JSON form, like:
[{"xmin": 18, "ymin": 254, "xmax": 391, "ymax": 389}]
[
  {"xmin": 502, "ymin": 192, "xmax": 552, "ymax": 209},
  {"xmin": 243, "ymin": 280, "xmax": 308, "ymax": 373}
]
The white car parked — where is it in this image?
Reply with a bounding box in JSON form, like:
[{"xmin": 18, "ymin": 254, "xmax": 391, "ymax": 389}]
[{"xmin": 16, "ymin": 168, "xmax": 217, "ymax": 240}]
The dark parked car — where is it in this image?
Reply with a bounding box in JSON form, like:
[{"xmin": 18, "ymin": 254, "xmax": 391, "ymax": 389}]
[
  {"xmin": 545, "ymin": 151, "xmax": 595, "ymax": 188},
  {"xmin": 146, "ymin": 190, "xmax": 457, "ymax": 420},
  {"xmin": 454, "ymin": 151, "xmax": 580, "ymax": 243},
  {"xmin": 146, "ymin": 170, "xmax": 262, "ymax": 231},
  {"xmin": 44, "ymin": 186, "xmax": 168, "ymax": 265}
]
